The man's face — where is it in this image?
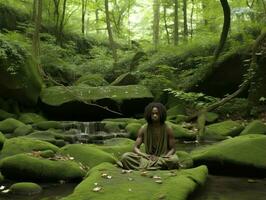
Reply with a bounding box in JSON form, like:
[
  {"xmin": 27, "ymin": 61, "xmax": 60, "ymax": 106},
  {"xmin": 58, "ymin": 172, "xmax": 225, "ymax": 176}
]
[{"xmin": 151, "ymin": 107, "xmax": 160, "ymax": 122}]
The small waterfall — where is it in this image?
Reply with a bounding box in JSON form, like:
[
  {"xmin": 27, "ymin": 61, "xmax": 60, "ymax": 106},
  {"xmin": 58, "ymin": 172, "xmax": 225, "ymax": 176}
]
[{"xmin": 62, "ymin": 121, "xmax": 129, "ymax": 144}]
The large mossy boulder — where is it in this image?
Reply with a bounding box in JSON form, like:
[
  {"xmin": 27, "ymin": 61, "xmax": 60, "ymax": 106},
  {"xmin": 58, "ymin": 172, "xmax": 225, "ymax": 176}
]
[
  {"xmin": 0, "ymin": 137, "xmax": 59, "ymax": 158},
  {"xmin": 33, "ymin": 121, "xmax": 63, "ymax": 130},
  {"xmin": 191, "ymin": 134, "xmax": 266, "ymax": 177},
  {"xmin": 0, "ymin": 131, "xmax": 6, "ymax": 150},
  {"xmin": 0, "ymin": 118, "xmax": 25, "ymax": 133},
  {"xmin": 0, "ymin": 109, "xmax": 15, "ymax": 120},
  {"xmin": 10, "ymin": 182, "xmax": 42, "ymax": 195},
  {"xmin": 0, "ymin": 154, "xmax": 86, "ymax": 182},
  {"xmin": 167, "ymin": 122, "xmax": 196, "ymax": 140},
  {"xmin": 13, "ymin": 124, "xmax": 33, "ymax": 136},
  {"xmin": 205, "ymin": 120, "xmax": 244, "ymax": 138},
  {"xmin": 40, "ymin": 85, "xmax": 153, "ymax": 121},
  {"xmin": 93, "ymin": 138, "xmax": 135, "ymax": 159},
  {"xmin": 240, "ymin": 120, "xmax": 266, "ymax": 135},
  {"xmin": 18, "ymin": 113, "xmax": 46, "ymax": 124},
  {"xmin": 0, "ymin": 33, "xmax": 42, "ymax": 105},
  {"xmin": 61, "ymin": 162, "xmax": 208, "ymax": 200},
  {"xmin": 59, "ymin": 144, "xmax": 117, "ymax": 168},
  {"xmin": 125, "ymin": 123, "xmax": 142, "ymax": 139}
]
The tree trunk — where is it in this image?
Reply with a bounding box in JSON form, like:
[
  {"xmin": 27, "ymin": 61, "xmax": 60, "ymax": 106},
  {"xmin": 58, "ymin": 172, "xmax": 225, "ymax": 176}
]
[
  {"xmin": 32, "ymin": 0, "xmax": 37, "ymax": 21},
  {"xmin": 173, "ymin": 0, "xmax": 179, "ymax": 45},
  {"xmin": 95, "ymin": 0, "xmax": 99, "ymax": 34},
  {"xmin": 190, "ymin": 0, "xmax": 194, "ymax": 39},
  {"xmin": 82, "ymin": 0, "xmax": 88, "ymax": 35},
  {"xmin": 163, "ymin": 5, "xmax": 170, "ymax": 44},
  {"xmin": 153, "ymin": 0, "xmax": 160, "ymax": 49},
  {"xmin": 32, "ymin": 0, "xmax": 43, "ymax": 77},
  {"xmin": 53, "ymin": 0, "xmax": 60, "ymax": 35},
  {"xmin": 57, "ymin": 0, "xmax": 67, "ymax": 46},
  {"xmin": 104, "ymin": 0, "xmax": 118, "ymax": 62},
  {"xmin": 183, "ymin": 0, "xmax": 188, "ymax": 42}
]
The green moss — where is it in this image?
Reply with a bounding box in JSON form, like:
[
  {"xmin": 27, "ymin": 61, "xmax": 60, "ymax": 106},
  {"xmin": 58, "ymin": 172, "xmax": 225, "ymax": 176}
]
[
  {"xmin": 13, "ymin": 124, "xmax": 33, "ymax": 136},
  {"xmin": 125, "ymin": 123, "xmax": 142, "ymax": 139},
  {"xmin": 39, "ymin": 150, "xmax": 55, "ymax": 158},
  {"xmin": 0, "ymin": 172, "xmax": 4, "ymax": 182},
  {"xmin": 59, "ymin": 144, "xmax": 117, "ymax": 169},
  {"xmin": 0, "ymin": 131, "xmax": 6, "ymax": 150},
  {"xmin": 0, "ymin": 137, "xmax": 59, "ymax": 159},
  {"xmin": 61, "ymin": 162, "xmax": 208, "ymax": 200},
  {"xmin": 40, "ymin": 85, "xmax": 153, "ymax": 106},
  {"xmin": 167, "ymin": 104, "xmax": 187, "ymax": 117},
  {"xmin": 103, "ymin": 121, "xmax": 124, "ymax": 133},
  {"xmin": 75, "ymin": 74, "xmax": 108, "ymax": 86},
  {"xmin": 176, "ymin": 151, "xmax": 193, "ymax": 169},
  {"xmin": 0, "ymin": 118, "xmax": 25, "ymax": 133},
  {"xmin": 205, "ymin": 112, "xmax": 219, "ymax": 123},
  {"xmin": 94, "ymin": 138, "xmax": 135, "ymax": 159},
  {"xmin": 240, "ymin": 120, "xmax": 266, "ymax": 135},
  {"xmin": 18, "ymin": 113, "xmax": 46, "ymax": 124},
  {"xmin": 0, "ymin": 154, "xmax": 86, "ymax": 182},
  {"xmin": 167, "ymin": 121, "xmax": 196, "ymax": 140},
  {"xmin": 0, "ymin": 109, "xmax": 15, "ymax": 120},
  {"xmin": 10, "ymin": 182, "xmax": 42, "ymax": 195},
  {"xmin": 0, "ymin": 33, "xmax": 43, "ymax": 105},
  {"xmin": 33, "ymin": 121, "xmax": 63, "ymax": 130},
  {"xmin": 205, "ymin": 120, "xmax": 244, "ymax": 137},
  {"xmin": 191, "ymin": 134, "xmax": 266, "ymax": 172}
]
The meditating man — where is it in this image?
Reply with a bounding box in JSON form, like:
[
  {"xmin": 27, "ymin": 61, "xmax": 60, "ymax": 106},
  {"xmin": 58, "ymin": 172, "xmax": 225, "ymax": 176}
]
[{"xmin": 119, "ymin": 102, "xmax": 179, "ymax": 170}]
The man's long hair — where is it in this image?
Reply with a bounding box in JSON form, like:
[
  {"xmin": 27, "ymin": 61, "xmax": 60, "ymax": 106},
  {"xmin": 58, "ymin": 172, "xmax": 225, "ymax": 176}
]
[{"xmin": 144, "ymin": 102, "xmax": 167, "ymax": 124}]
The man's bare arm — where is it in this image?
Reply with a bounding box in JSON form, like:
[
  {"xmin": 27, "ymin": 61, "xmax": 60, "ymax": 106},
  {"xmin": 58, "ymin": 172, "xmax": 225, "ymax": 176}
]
[
  {"xmin": 165, "ymin": 126, "xmax": 176, "ymax": 157},
  {"xmin": 133, "ymin": 127, "xmax": 149, "ymax": 158}
]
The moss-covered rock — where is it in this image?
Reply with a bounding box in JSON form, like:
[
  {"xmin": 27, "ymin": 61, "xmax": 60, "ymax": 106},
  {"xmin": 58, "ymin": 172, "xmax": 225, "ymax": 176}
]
[
  {"xmin": 0, "ymin": 172, "xmax": 4, "ymax": 182},
  {"xmin": 59, "ymin": 144, "xmax": 117, "ymax": 168},
  {"xmin": 0, "ymin": 33, "xmax": 42, "ymax": 105},
  {"xmin": 0, "ymin": 118, "xmax": 25, "ymax": 133},
  {"xmin": 40, "ymin": 85, "xmax": 153, "ymax": 121},
  {"xmin": 10, "ymin": 182, "xmax": 42, "ymax": 195},
  {"xmin": 103, "ymin": 121, "xmax": 124, "ymax": 133},
  {"xmin": 25, "ymin": 130, "xmax": 66, "ymax": 144},
  {"xmin": 61, "ymin": 162, "xmax": 208, "ymax": 200},
  {"xmin": 125, "ymin": 123, "xmax": 142, "ymax": 139},
  {"xmin": 0, "ymin": 154, "xmax": 86, "ymax": 182},
  {"xmin": 75, "ymin": 74, "xmax": 108, "ymax": 86},
  {"xmin": 205, "ymin": 112, "xmax": 219, "ymax": 123},
  {"xmin": 191, "ymin": 134, "xmax": 266, "ymax": 176},
  {"xmin": 33, "ymin": 121, "xmax": 63, "ymax": 130},
  {"xmin": 240, "ymin": 120, "xmax": 266, "ymax": 135},
  {"xmin": 176, "ymin": 151, "xmax": 193, "ymax": 169},
  {"xmin": 0, "ymin": 131, "xmax": 6, "ymax": 150},
  {"xmin": 205, "ymin": 120, "xmax": 244, "ymax": 138},
  {"xmin": 13, "ymin": 124, "xmax": 33, "ymax": 136},
  {"xmin": 0, "ymin": 109, "xmax": 15, "ymax": 120},
  {"xmin": 167, "ymin": 104, "xmax": 187, "ymax": 118},
  {"xmin": 167, "ymin": 122, "xmax": 196, "ymax": 140},
  {"xmin": 95, "ymin": 138, "xmax": 135, "ymax": 159},
  {"xmin": 18, "ymin": 113, "xmax": 46, "ymax": 124},
  {"xmin": 0, "ymin": 137, "xmax": 59, "ymax": 159}
]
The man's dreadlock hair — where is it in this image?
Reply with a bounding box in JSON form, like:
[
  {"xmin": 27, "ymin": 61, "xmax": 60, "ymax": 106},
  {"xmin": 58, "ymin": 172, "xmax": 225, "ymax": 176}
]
[{"xmin": 144, "ymin": 102, "xmax": 167, "ymax": 124}]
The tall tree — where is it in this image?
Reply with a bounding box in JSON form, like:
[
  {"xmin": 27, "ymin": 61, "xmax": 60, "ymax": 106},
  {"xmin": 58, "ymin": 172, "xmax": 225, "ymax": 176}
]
[
  {"xmin": 190, "ymin": 0, "xmax": 194, "ymax": 39},
  {"xmin": 57, "ymin": 0, "xmax": 67, "ymax": 46},
  {"xmin": 95, "ymin": 0, "xmax": 100, "ymax": 34},
  {"xmin": 82, "ymin": 0, "xmax": 89, "ymax": 35},
  {"xmin": 32, "ymin": 0, "xmax": 37, "ymax": 21},
  {"xmin": 183, "ymin": 0, "xmax": 188, "ymax": 41},
  {"xmin": 105, "ymin": 0, "xmax": 118, "ymax": 62},
  {"xmin": 153, "ymin": 0, "xmax": 161, "ymax": 49},
  {"xmin": 32, "ymin": 0, "xmax": 43, "ymax": 77},
  {"xmin": 173, "ymin": 0, "xmax": 179, "ymax": 45},
  {"xmin": 163, "ymin": 3, "xmax": 170, "ymax": 44}
]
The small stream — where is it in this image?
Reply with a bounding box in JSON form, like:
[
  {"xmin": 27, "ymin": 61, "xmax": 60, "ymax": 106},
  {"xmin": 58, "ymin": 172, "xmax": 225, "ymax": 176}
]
[{"xmin": 0, "ymin": 128, "xmax": 266, "ymax": 200}]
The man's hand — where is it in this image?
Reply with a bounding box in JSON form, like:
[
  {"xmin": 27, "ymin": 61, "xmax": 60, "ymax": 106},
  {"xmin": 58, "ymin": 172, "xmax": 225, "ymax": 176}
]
[{"xmin": 148, "ymin": 155, "xmax": 158, "ymax": 161}]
